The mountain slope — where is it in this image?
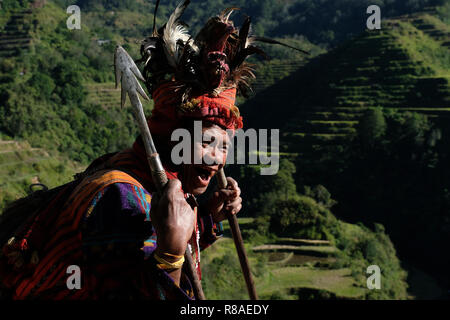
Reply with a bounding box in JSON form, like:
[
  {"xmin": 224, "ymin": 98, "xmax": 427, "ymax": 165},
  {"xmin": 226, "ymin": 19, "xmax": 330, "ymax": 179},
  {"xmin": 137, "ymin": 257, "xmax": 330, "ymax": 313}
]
[
  {"xmin": 0, "ymin": 9, "xmax": 33, "ymax": 58},
  {"xmin": 0, "ymin": 138, "xmax": 84, "ymax": 211},
  {"xmin": 241, "ymin": 10, "xmax": 449, "ymax": 159}
]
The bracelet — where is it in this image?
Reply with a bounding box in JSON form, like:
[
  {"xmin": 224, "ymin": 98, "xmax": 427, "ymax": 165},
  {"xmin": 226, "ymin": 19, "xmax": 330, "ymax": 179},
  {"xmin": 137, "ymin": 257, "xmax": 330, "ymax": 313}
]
[
  {"xmin": 163, "ymin": 252, "xmax": 184, "ymax": 259},
  {"xmin": 154, "ymin": 252, "xmax": 185, "ymax": 270}
]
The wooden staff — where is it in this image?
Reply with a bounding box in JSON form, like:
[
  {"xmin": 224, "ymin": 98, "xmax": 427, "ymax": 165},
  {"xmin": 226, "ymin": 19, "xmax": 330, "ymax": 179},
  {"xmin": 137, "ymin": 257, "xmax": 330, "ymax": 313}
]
[{"xmin": 216, "ymin": 169, "xmax": 258, "ymax": 300}]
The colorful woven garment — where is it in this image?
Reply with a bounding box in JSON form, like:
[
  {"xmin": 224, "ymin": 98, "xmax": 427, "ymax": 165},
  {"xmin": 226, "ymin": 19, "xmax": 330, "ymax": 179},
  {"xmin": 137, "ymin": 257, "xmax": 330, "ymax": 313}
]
[{"xmin": 0, "ymin": 137, "xmax": 223, "ymax": 300}]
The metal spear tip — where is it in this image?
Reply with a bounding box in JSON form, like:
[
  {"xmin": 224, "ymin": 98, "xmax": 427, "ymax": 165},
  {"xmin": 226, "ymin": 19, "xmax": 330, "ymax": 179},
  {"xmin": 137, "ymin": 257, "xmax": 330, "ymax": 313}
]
[{"xmin": 114, "ymin": 45, "xmax": 150, "ymax": 108}]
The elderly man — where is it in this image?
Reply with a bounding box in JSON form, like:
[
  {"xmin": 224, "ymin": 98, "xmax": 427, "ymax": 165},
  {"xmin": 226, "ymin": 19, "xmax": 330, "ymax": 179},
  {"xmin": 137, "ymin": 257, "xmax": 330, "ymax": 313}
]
[
  {"xmin": 0, "ymin": 3, "xmax": 256, "ymax": 300},
  {"xmin": 1, "ymin": 0, "xmax": 305, "ymax": 300},
  {"xmin": 0, "ymin": 70, "xmax": 243, "ymax": 301}
]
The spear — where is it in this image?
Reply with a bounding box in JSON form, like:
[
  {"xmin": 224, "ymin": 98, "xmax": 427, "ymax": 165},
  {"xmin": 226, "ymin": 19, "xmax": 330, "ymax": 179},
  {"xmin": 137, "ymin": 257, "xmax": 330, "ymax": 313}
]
[{"xmin": 114, "ymin": 45, "xmax": 205, "ymax": 300}]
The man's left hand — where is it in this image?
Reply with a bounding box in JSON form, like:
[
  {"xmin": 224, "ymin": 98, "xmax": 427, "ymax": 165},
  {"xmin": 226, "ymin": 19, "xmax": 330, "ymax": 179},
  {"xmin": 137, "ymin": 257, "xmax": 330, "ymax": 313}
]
[{"xmin": 205, "ymin": 177, "xmax": 242, "ymax": 223}]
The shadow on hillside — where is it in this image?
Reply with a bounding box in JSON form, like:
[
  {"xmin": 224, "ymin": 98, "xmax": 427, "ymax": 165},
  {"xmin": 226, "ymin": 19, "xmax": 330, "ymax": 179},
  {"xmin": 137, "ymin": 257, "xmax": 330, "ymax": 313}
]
[{"xmin": 402, "ymin": 261, "xmax": 447, "ymax": 300}]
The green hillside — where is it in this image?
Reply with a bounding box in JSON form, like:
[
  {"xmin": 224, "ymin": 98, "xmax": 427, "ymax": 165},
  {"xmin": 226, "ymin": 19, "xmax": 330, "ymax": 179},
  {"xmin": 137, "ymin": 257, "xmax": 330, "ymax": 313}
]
[
  {"xmin": 202, "ymin": 202, "xmax": 412, "ymax": 300},
  {"xmin": 0, "ymin": 0, "xmax": 317, "ymax": 212},
  {"xmin": 234, "ymin": 7, "xmax": 450, "ymax": 299},
  {"xmin": 0, "ymin": 138, "xmax": 84, "ymax": 212},
  {"xmin": 64, "ymin": 0, "xmax": 446, "ymax": 47},
  {"xmin": 242, "ymin": 10, "xmax": 449, "ymax": 161},
  {"xmin": 86, "ymin": 82, "xmax": 123, "ymax": 109},
  {"xmin": 0, "ymin": 9, "xmax": 33, "ymax": 58},
  {"xmin": 0, "ymin": 1, "xmax": 320, "ymax": 166},
  {"xmin": 237, "ymin": 8, "xmax": 450, "ymax": 297},
  {"xmin": 202, "ymin": 236, "xmax": 366, "ymax": 300},
  {"xmin": 2, "ymin": 1, "xmax": 446, "ymax": 166}
]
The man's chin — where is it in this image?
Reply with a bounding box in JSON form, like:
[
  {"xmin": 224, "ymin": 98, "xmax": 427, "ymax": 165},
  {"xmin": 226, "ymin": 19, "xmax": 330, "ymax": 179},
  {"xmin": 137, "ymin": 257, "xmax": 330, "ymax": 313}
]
[
  {"xmin": 179, "ymin": 166, "xmax": 214, "ymax": 196},
  {"xmin": 190, "ymin": 185, "xmax": 209, "ymax": 196}
]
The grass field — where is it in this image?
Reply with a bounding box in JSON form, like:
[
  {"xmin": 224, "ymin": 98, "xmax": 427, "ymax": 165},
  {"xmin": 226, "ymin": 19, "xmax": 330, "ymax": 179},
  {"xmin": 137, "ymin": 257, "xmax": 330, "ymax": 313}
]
[{"xmin": 256, "ymin": 266, "xmax": 365, "ymax": 299}]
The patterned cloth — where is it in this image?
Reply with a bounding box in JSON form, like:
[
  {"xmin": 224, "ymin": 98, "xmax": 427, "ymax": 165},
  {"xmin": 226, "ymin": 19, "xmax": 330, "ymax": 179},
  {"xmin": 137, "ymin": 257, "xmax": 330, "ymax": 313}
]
[
  {"xmin": 0, "ymin": 137, "xmax": 223, "ymax": 300},
  {"xmin": 80, "ymin": 182, "xmax": 223, "ymax": 299},
  {"xmin": 148, "ymin": 82, "xmax": 243, "ymax": 136}
]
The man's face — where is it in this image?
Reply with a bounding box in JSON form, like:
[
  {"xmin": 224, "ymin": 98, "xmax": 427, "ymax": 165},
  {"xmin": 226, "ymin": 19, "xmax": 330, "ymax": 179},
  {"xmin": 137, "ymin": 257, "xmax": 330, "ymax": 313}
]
[{"xmin": 180, "ymin": 123, "xmax": 230, "ymax": 196}]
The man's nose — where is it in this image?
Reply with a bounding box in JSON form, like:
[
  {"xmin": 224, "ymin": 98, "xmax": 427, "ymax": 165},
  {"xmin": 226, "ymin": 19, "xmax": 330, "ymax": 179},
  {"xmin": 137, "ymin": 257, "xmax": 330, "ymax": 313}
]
[{"xmin": 204, "ymin": 147, "xmax": 224, "ymax": 165}]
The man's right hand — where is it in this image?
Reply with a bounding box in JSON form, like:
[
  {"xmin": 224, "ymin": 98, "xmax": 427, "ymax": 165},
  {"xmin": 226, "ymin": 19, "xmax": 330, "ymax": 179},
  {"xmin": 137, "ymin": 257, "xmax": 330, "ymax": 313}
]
[{"xmin": 150, "ymin": 179, "xmax": 195, "ymax": 257}]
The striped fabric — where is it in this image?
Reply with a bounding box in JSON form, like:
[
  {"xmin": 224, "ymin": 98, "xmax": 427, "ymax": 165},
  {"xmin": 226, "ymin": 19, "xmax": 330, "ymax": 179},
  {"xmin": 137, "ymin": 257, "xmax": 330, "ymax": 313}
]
[
  {"xmin": 2, "ymin": 170, "xmax": 146, "ymax": 299},
  {"xmin": 0, "ymin": 137, "xmax": 223, "ymax": 300}
]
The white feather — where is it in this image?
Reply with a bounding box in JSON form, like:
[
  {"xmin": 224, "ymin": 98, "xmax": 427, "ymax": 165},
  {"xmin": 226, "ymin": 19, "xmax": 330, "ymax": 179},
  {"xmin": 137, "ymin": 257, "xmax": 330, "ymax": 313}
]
[
  {"xmin": 186, "ymin": 37, "xmax": 200, "ymax": 54},
  {"xmin": 163, "ymin": 1, "xmax": 192, "ymax": 68},
  {"xmin": 243, "ymin": 23, "xmax": 253, "ymax": 49}
]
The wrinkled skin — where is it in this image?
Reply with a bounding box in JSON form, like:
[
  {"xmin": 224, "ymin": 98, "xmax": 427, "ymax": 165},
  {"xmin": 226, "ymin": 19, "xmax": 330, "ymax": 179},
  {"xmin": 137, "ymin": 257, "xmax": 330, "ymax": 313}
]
[{"xmin": 150, "ymin": 123, "xmax": 242, "ymax": 285}]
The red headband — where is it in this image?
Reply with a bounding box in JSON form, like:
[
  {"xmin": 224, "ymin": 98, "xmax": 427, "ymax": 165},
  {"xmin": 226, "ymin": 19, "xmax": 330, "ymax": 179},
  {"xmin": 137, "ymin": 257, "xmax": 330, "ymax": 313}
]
[{"xmin": 147, "ymin": 81, "xmax": 243, "ymax": 136}]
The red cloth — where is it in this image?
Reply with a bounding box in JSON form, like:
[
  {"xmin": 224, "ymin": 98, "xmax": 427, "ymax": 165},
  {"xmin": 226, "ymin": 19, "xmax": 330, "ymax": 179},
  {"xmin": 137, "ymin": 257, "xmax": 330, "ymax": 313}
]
[{"xmin": 147, "ymin": 81, "xmax": 243, "ymax": 136}]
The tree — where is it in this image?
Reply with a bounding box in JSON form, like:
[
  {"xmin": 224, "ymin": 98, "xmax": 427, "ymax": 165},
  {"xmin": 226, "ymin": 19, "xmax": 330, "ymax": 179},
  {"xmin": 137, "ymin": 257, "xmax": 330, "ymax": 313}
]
[
  {"xmin": 29, "ymin": 73, "xmax": 55, "ymax": 100},
  {"xmin": 358, "ymin": 108, "xmax": 386, "ymax": 147}
]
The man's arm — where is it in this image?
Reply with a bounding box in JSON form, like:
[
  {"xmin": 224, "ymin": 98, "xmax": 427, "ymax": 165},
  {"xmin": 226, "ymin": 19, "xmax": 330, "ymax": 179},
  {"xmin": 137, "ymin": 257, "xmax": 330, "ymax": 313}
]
[{"xmin": 81, "ymin": 181, "xmax": 195, "ymax": 299}]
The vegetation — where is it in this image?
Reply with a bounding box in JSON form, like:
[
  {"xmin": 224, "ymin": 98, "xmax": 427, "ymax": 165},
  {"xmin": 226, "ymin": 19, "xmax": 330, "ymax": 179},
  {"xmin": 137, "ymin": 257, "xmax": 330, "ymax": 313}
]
[
  {"xmin": 1, "ymin": 0, "xmax": 449, "ymax": 299},
  {"xmin": 230, "ymin": 5, "xmax": 449, "ymax": 299},
  {"xmin": 291, "ymin": 109, "xmax": 450, "ymax": 295},
  {"xmin": 0, "ymin": 139, "xmax": 84, "ymax": 212},
  {"xmin": 225, "ymin": 158, "xmax": 409, "ymax": 299},
  {"xmin": 68, "ymin": 0, "xmax": 446, "ymax": 47},
  {"xmin": 0, "ymin": 2, "xmax": 152, "ymax": 164}
]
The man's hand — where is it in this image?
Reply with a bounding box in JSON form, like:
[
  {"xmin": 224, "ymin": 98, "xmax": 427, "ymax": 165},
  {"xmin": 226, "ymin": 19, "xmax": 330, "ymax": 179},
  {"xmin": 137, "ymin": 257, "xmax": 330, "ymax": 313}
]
[
  {"xmin": 205, "ymin": 177, "xmax": 242, "ymax": 223},
  {"xmin": 150, "ymin": 179, "xmax": 195, "ymax": 256}
]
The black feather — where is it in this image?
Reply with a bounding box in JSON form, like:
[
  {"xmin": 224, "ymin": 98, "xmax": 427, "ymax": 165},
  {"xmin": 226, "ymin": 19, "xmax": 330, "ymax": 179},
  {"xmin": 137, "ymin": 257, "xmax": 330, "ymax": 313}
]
[
  {"xmin": 239, "ymin": 16, "xmax": 251, "ymax": 50},
  {"xmin": 231, "ymin": 45, "xmax": 268, "ymax": 71},
  {"xmin": 152, "ymin": 0, "xmax": 161, "ymax": 36},
  {"xmin": 252, "ymin": 36, "xmax": 310, "ymax": 55}
]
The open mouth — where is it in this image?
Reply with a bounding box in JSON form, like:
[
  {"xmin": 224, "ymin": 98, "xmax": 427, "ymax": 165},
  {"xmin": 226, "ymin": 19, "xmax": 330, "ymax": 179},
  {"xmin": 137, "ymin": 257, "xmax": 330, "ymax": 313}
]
[
  {"xmin": 195, "ymin": 166, "xmax": 213, "ymax": 180},
  {"xmin": 193, "ymin": 166, "xmax": 217, "ymax": 186}
]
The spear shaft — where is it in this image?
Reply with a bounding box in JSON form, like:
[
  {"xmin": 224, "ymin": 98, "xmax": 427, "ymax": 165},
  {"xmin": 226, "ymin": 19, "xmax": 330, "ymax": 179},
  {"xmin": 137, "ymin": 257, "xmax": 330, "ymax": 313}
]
[
  {"xmin": 131, "ymin": 91, "xmax": 206, "ymax": 300},
  {"xmin": 115, "ymin": 46, "xmax": 205, "ymax": 300}
]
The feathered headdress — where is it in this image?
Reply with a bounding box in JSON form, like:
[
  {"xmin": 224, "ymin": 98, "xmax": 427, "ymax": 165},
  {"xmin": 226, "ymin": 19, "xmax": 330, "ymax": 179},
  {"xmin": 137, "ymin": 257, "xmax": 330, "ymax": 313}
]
[
  {"xmin": 139, "ymin": 0, "xmax": 308, "ymax": 99},
  {"xmin": 138, "ymin": 0, "xmax": 308, "ymax": 133}
]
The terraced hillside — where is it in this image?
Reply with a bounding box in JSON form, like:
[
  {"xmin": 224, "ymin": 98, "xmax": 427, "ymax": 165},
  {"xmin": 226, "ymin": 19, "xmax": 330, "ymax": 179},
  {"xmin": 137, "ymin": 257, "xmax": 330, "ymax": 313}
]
[
  {"xmin": 0, "ymin": 9, "xmax": 33, "ymax": 58},
  {"xmin": 86, "ymin": 60, "xmax": 306, "ymax": 109},
  {"xmin": 0, "ymin": 139, "xmax": 84, "ymax": 211},
  {"xmin": 201, "ymin": 236, "xmax": 365, "ymax": 299},
  {"xmin": 251, "ymin": 60, "xmax": 308, "ymax": 94},
  {"xmin": 86, "ymin": 82, "xmax": 122, "ymax": 109},
  {"xmin": 241, "ymin": 10, "xmax": 450, "ymax": 160},
  {"xmin": 202, "ymin": 218, "xmax": 380, "ymax": 300},
  {"xmin": 253, "ymin": 238, "xmax": 365, "ymax": 299}
]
